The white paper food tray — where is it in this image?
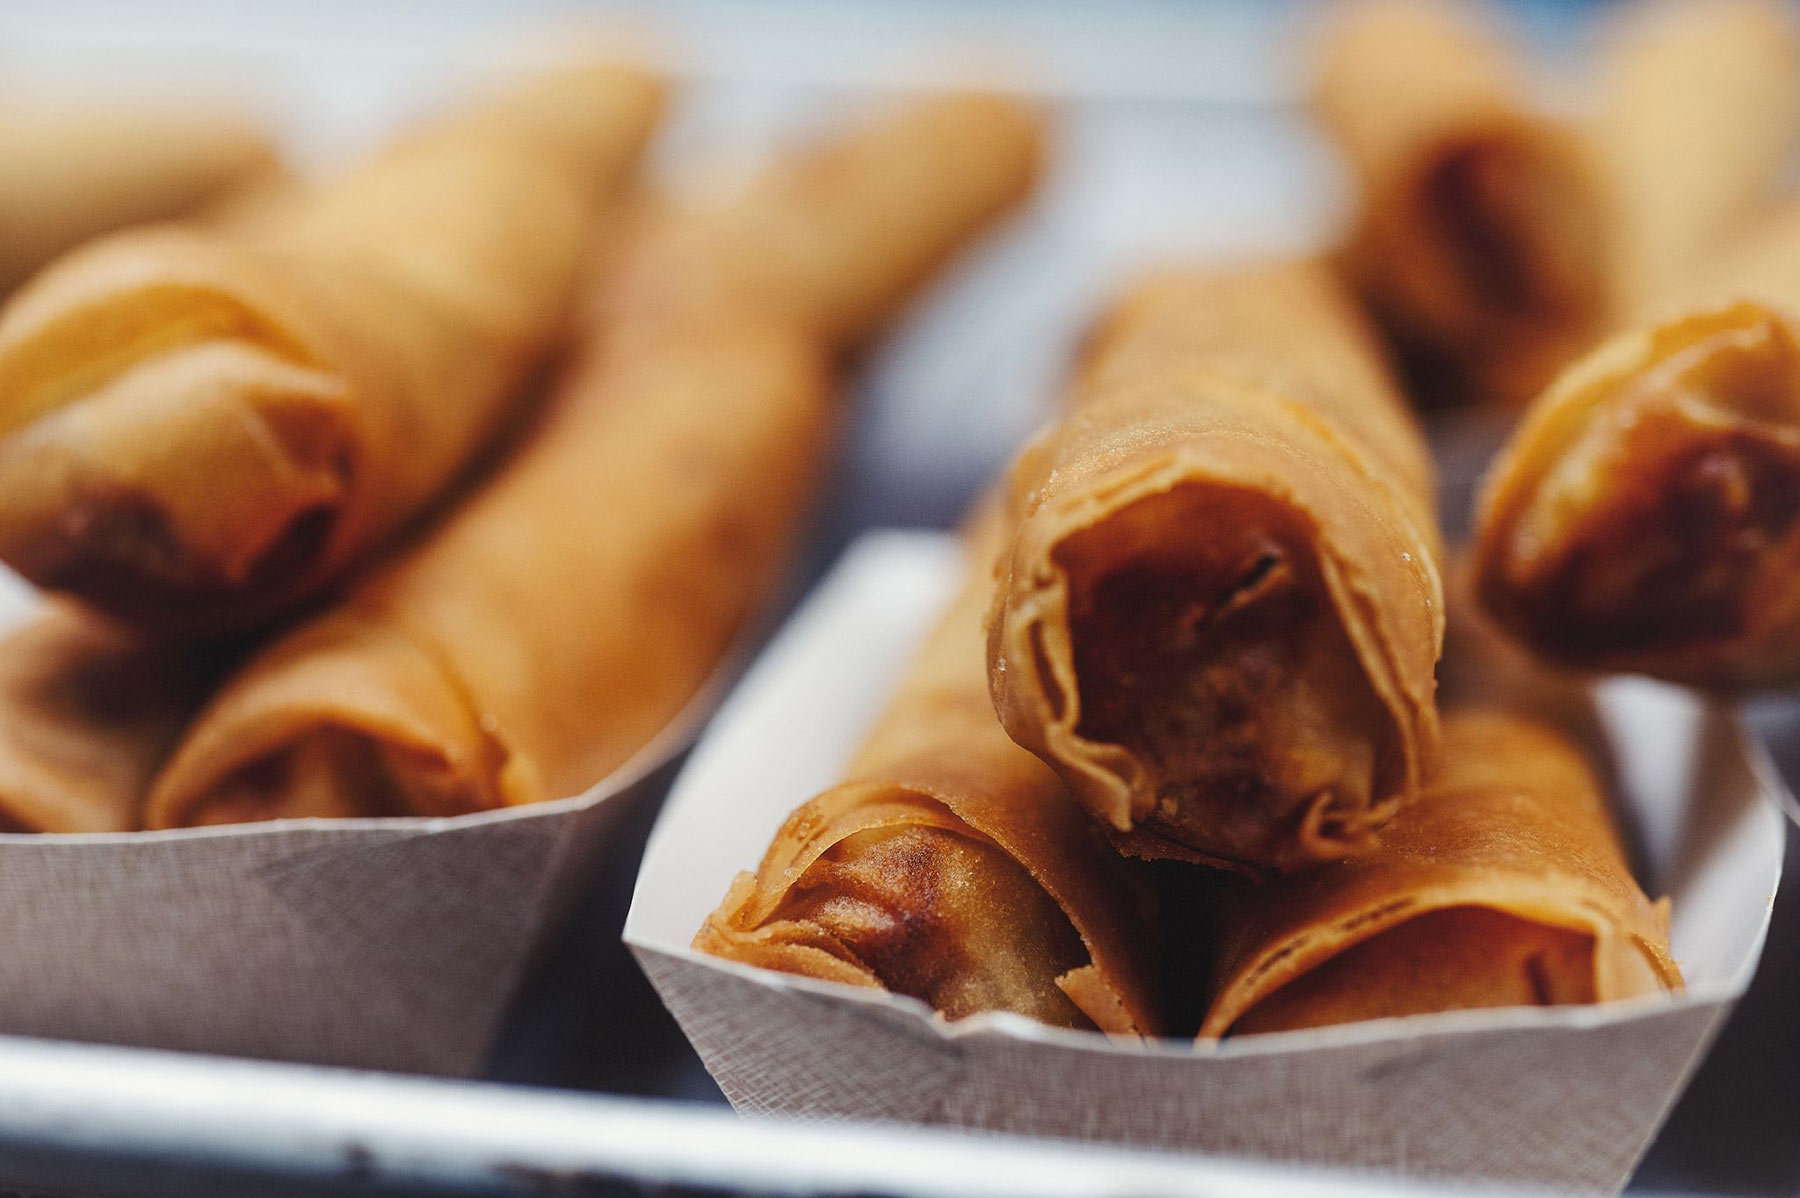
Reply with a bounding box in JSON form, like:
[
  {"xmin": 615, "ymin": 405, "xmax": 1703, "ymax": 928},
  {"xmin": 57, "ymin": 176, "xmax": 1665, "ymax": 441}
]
[
  {"xmin": 0, "ymin": 573, "xmax": 722, "ymax": 1077},
  {"xmin": 627, "ymin": 531, "xmax": 1789, "ymax": 1195}
]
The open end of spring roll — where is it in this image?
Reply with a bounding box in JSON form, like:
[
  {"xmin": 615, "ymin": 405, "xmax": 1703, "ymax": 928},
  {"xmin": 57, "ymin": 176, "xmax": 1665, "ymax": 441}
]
[
  {"xmin": 700, "ymin": 789, "xmax": 1103, "ymax": 1030},
  {"xmin": 1314, "ymin": 0, "xmax": 1604, "ymax": 403},
  {"xmin": 0, "ymin": 604, "xmax": 223, "ymax": 833},
  {"xmin": 989, "ymin": 263, "xmax": 1443, "ymax": 871},
  {"xmin": 1200, "ymin": 711, "xmax": 1680, "ymax": 1038},
  {"xmin": 1051, "ymin": 485, "xmax": 1396, "ymax": 869},
  {"xmin": 0, "ymin": 64, "xmax": 664, "ymax": 634},
  {"xmin": 699, "ymin": 510, "xmax": 1161, "ymax": 1036},
  {"xmin": 1475, "ymin": 300, "xmax": 1800, "ymax": 685}
]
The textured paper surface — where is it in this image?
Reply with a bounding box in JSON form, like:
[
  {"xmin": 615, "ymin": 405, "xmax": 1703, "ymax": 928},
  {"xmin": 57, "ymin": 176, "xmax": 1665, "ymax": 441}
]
[
  {"xmin": 627, "ymin": 531, "xmax": 1789, "ymax": 1194},
  {"xmin": 0, "ymin": 576, "xmax": 710, "ymax": 1076}
]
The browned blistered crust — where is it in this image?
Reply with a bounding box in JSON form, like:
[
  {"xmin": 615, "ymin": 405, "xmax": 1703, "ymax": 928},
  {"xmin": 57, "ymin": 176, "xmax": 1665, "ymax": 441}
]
[
  {"xmin": 988, "ymin": 261, "xmax": 1443, "ymax": 872},
  {"xmin": 698, "ymin": 508, "xmax": 1162, "ymax": 1036},
  {"xmin": 0, "ymin": 64, "xmax": 666, "ymax": 633},
  {"xmin": 144, "ymin": 94, "xmax": 1048, "ymax": 828},
  {"xmin": 1200, "ymin": 710, "xmax": 1681, "ymax": 1038}
]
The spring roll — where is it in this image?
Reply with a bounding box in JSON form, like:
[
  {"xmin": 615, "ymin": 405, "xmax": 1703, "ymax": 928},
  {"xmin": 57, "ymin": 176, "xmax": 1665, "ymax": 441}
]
[
  {"xmin": 0, "ymin": 64, "xmax": 665, "ymax": 634},
  {"xmin": 142, "ymin": 94, "xmax": 1046, "ymax": 828},
  {"xmin": 1588, "ymin": 0, "xmax": 1800, "ymax": 316},
  {"xmin": 0, "ymin": 605, "xmax": 222, "ymax": 833},
  {"xmin": 698, "ymin": 510, "xmax": 1161, "ymax": 1035},
  {"xmin": 1472, "ymin": 207, "xmax": 1800, "ymax": 687},
  {"xmin": 1200, "ymin": 709, "xmax": 1680, "ymax": 1037},
  {"xmin": 0, "ymin": 100, "xmax": 278, "ymax": 296},
  {"xmin": 1314, "ymin": 0, "xmax": 1605, "ymax": 404},
  {"xmin": 988, "ymin": 261, "xmax": 1443, "ymax": 871}
]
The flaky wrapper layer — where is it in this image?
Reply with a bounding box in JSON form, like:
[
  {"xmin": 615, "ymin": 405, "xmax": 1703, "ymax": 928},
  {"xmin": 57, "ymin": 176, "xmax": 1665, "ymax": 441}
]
[
  {"xmin": 0, "ymin": 64, "xmax": 665, "ymax": 633},
  {"xmin": 1475, "ymin": 199, "xmax": 1800, "ymax": 687},
  {"xmin": 988, "ymin": 261, "xmax": 1443, "ymax": 870},
  {"xmin": 0, "ymin": 604, "xmax": 222, "ymax": 833},
  {"xmin": 1313, "ymin": 0, "xmax": 1605, "ymax": 404},
  {"xmin": 698, "ymin": 512, "xmax": 1161, "ymax": 1037},
  {"xmin": 1201, "ymin": 710, "xmax": 1680, "ymax": 1038},
  {"xmin": 144, "ymin": 93, "xmax": 1046, "ymax": 827}
]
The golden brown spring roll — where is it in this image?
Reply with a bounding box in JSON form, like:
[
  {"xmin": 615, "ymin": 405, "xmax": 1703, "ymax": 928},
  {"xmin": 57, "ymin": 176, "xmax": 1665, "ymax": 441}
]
[
  {"xmin": 1314, "ymin": 0, "xmax": 1605, "ymax": 404},
  {"xmin": 0, "ymin": 100, "xmax": 278, "ymax": 295},
  {"xmin": 606, "ymin": 92, "xmax": 1045, "ymax": 349},
  {"xmin": 988, "ymin": 262, "xmax": 1443, "ymax": 871},
  {"xmin": 698, "ymin": 511, "xmax": 1161, "ymax": 1035},
  {"xmin": 0, "ymin": 604, "xmax": 221, "ymax": 833},
  {"xmin": 1472, "ymin": 208, "xmax": 1800, "ymax": 687},
  {"xmin": 142, "ymin": 94, "xmax": 1046, "ymax": 828},
  {"xmin": 1587, "ymin": 0, "xmax": 1800, "ymax": 316},
  {"xmin": 1200, "ymin": 710, "xmax": 1680, "ymax": 1037},
  {"xmin": 0, "ymin": 64, "xmax": 664, "ymax": 634}
]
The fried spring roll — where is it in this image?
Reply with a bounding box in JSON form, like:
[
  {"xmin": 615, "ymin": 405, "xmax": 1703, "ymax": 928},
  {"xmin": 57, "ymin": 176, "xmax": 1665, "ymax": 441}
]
[
  {"xmin": 0, "ymin": 64, "xmax": 665, "ymax": 634},
  {"xmin": 1473, "ymin": 209, "xmax": 1800, "ymax": 687},
  {"xmin": 987, "ymin": 262, "xmax": 1443, "ymax": 871},
  {"xmin": 142, "ymin": 94, "xmax": 1046, "ymax": 827},
  {"xmin": 698, "ymin": 512, "xmax": 1161, "ymax": 1035},
  {"xmin": 1314, "ymin": 0, "xmax": 1605, "ymax": 403},
  {"xmin": 1200, "ymin": 710, "xmax": 1680, "ymax": 1038},
  {"xmin": 0, "ymin": 101, "xmax": 278, "ymax": 295},
  {"xmin": 0, "ymin": 605, "xmax": 221, "ymax": 833},
  {"xmin": 1588, "ymin": 0, "xmax": 1800, "ymax": 316}
]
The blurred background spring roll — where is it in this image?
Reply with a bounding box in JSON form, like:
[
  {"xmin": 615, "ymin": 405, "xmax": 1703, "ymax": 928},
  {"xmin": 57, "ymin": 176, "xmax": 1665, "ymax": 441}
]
[
  {"xmin": 1314, "ymin": 0, "xmax": 1605, "ymax": 405},
  {"xmin": 0, "ymin": 605, "xmax": 222, "ymax": 833},
  {"xmin": 987, "ymin": 261, "xmax": 1443, "ymax": 872},
  {"xmin": 143, "ymin": 92, "xmax": 1046, "ymax": 828},
  {"xmin": 0, "ymin": 63, "xmax": 664, "ymax": 634},
  {"xmin": 1473, "ymin": 207, "xmax": 1800, "ymax": 687},
  {"xmin": 1199, "ymin": 709, "xmax": 1680, "ymax": 1038},
  {"xmin": 698, "ymin": 509, "xmax": 1161, "ymax": 1035},
  {"xmin": 1587, "ymin": 0, "xmax": 1800, "ymax": 317},
  {"xmin": 0, "ymin": 99, "xmax": 278, "ymax": 296}
]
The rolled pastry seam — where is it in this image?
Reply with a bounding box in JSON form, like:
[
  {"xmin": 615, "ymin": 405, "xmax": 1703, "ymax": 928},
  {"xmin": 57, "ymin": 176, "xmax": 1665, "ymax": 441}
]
[
  {"xmin": 0, "ymin": 63, "xmax": 665, "ymax": 634},
  {"xmin": 989, "ymin": 261, "xmax": 1443, "ymax": 871},
  {"xmin": 144, "ymin": 316, "xmax": 833, "ymax": 826},
  {"xmin": 1473, "ymin": 275, "xmax": 1800, "ymax": 686},
  {"xmin": 608, "ymin": 93, "xmax": 1046, "ymax": 353},
  {"xmin": 1314, "ymin": 0, "xmax": 1605, "ymax": 403},
  {"xmin": 698, "ymin": 510, "xmax": 1162, "ymax": 1036},
  {"xmin": 0, "ymin": 604, "xmax": 224, "ymax": 833},
  {"xmin": 144, "ymin": 93, "xmax": 1046, "ymax": 827},
  {"xmin": 0, "ymin": 100, "xmax": 278, "ymax": 294},
  {"xmin": 1586, "ymin": 0, "xmax": 1800, "ymax": 316},
  {"xmin": 1200, "ymin": 710, "xmax": 1680, "ymax": 1038}
]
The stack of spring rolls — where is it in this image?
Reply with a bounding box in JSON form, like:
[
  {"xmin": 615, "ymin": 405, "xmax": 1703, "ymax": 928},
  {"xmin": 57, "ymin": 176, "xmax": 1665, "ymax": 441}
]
[
  {"xmin": 700, "ymin": 0, "xmax": 1780, "ymax": 1040},
  {"xmin": 0, "ymin": 66, "xmax": 1049, "ymax": 835}
]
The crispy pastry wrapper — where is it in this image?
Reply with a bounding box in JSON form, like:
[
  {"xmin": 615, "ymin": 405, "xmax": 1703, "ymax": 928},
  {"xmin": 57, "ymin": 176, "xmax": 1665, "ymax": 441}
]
[
  {"xmin": 0, "ymin": 64, "xmax": 665, "ymax": 634},
  {"xmin": 1313, "ymin": 0, "xmax": 1605, "ymax": 404},
  {"xmin": 1200, "ymin": 709, "xmax": 1681, "ymax": 1039},
  {"xmin": 697, "ymin": 511, "xmax": 1161, "ymax": 1036},
  {"xmin": 607, "ymin": 93, "xmax": 1045, "ymax": 352},
  {"xmin": 1586, "ymin": 0, "xmax": 1800, "ymax": 316},
  {"xmin": 0, "ymin": 603, "xmax": 222, "ymax": 833},
  {"xmin": 987, "ymin": 261, "xmax": 1443, "ymax": 871},
  {"xmin": 0, "ymin": 100, "xmax": 279, "ymax": 295},
  {"xmin": 1473, "ymin": 205, "xmax": 1800, "ymax": 687},
  {"xmin": 144, "ymin": 93, "xmax": 1046, "ymax": 828}
]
